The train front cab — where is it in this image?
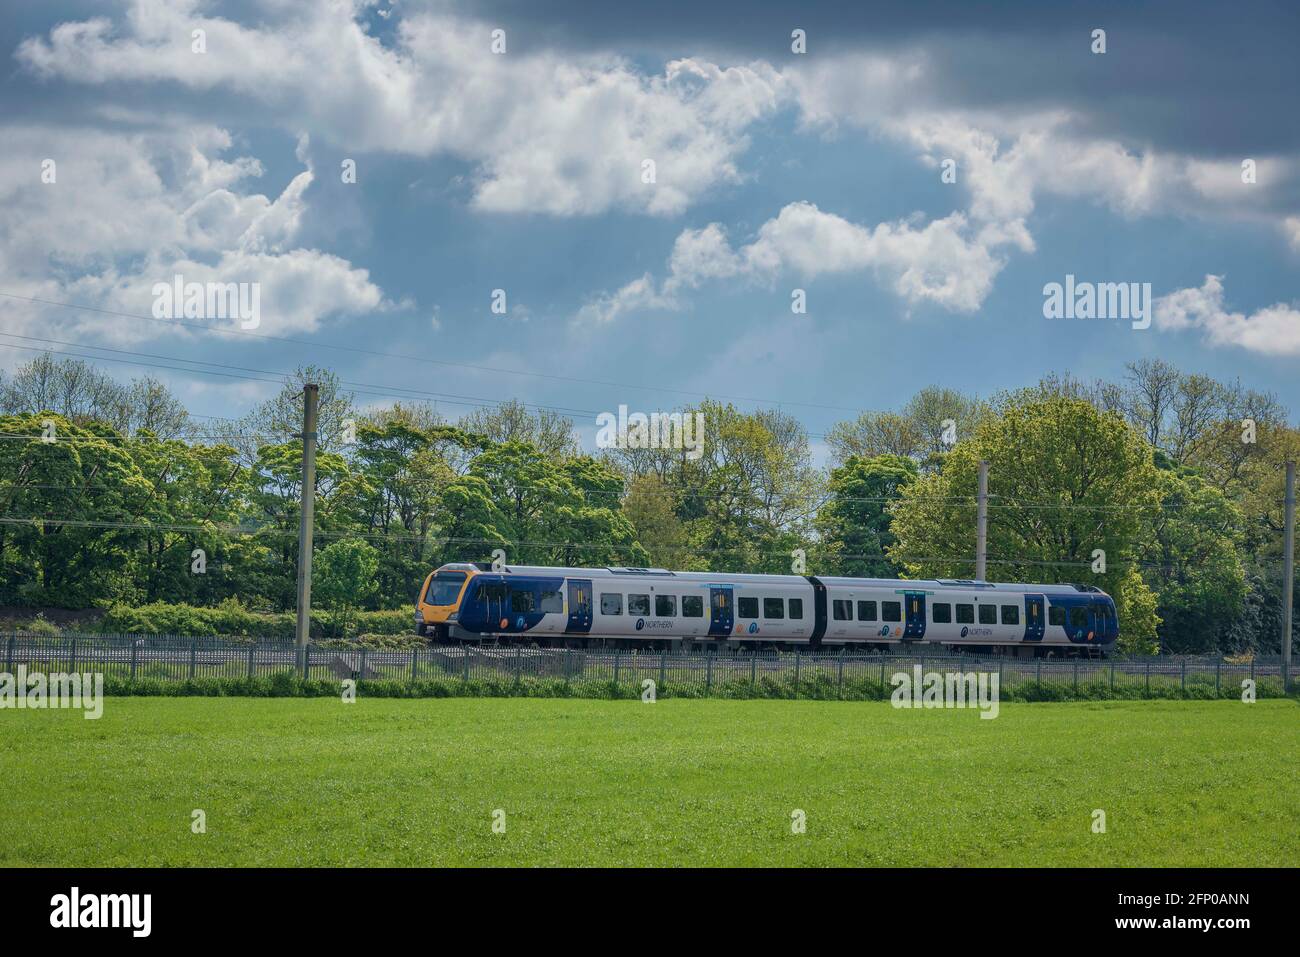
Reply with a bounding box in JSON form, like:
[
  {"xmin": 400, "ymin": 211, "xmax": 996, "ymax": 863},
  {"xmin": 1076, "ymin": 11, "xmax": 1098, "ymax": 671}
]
[
  {"xmin": 1042, "ymin": 592, "xmax": 1119, "ymax": 655},
  {"xmin": 415, "ymin": 563, "xmax": 480, "ymax": 640}
]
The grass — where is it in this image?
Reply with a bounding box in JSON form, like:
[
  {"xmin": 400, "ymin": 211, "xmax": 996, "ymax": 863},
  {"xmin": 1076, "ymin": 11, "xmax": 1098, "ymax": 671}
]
[{"xmin": 1, "ymin": 697, "xmax": 1295, "ymax": 867}]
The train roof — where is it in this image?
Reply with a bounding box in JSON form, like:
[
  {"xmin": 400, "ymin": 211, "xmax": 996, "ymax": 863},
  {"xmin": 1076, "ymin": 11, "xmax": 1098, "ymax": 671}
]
[{"xmin": 440, "ymin": 564, "xmax": 1110, "ymax": 597}]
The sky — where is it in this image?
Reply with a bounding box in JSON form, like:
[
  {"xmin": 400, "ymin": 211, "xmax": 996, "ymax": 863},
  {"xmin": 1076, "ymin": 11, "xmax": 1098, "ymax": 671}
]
[{"xmin": 1, "ymin": 0, "xmax": 1297, "ymax": 462}]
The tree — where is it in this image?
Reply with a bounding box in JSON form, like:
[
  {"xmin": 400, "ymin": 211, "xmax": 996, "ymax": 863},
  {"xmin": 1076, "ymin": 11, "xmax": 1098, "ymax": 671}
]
[
  {"xmin": 825, "ymin": 387, "xmax": 986, "ymax": 470},
  {"xmin": 458, "ymin": 400, "xmax": 578, "ymax": 458},
  {"xmin": 622, "ymin": 473, "xmax": 687, "ymax": 566},
  {"xmin": 0, "ymin": 355, "xmax": 127, "ymax": 425},
  {"xmin": 241, "ymin": 366, "xmax": 356, "ymax": 458},
  {"xmin": 816, "ymin": 454, "xmax": 917, "ymax": 577},
  {"xmin": 888, "ymin": 395, "xmax": 1163, "ymax": 618},
  {"xmin": 313, "ymin": 538, "xmax": 380, "ymax": 638},
  {"xmin": 1137, "ymin": 467, "xmax": 1246, "ymax": 654}
]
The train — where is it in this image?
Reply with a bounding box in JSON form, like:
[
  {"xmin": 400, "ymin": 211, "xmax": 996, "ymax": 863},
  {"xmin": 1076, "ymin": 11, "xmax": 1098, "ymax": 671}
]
[{"xmin": 415, "ymin": 563, "xmax": 1119, "ymax": 656}]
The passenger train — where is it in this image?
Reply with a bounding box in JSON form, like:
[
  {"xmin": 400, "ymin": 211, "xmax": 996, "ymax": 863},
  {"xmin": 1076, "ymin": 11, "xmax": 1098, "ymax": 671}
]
[{"xmin": 415, "ymin": 563, "xmax": 1119, "ymax": 656}]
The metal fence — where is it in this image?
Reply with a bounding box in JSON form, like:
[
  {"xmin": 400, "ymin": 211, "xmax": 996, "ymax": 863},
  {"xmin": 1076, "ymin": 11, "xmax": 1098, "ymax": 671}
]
[{"xmin": 2, "ymin": 632, "xmax": 1290, "ymax": 698}]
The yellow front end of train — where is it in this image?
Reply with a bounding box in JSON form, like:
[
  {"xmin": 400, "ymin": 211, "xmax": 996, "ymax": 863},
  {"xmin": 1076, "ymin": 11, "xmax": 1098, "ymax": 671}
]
[{"xmin": 414, "ymin": 563, "xmax": 479, "ymax": 640}]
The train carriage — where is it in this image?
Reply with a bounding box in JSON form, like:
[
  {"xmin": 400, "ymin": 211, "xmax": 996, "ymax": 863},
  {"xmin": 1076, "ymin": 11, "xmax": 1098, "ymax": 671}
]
[{"xmin": 415, "ymin": 563, "xmax": 1119, "ymax": 655}]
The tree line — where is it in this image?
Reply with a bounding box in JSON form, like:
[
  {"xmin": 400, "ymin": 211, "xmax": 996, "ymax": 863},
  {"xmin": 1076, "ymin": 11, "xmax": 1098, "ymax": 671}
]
[{"xmin": 1, "ymin": 354, "xmax": 1295, "ymax": 655}]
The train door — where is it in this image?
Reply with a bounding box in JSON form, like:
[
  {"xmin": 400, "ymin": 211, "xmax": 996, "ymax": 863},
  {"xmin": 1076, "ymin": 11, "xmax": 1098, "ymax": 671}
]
[
  {"xmin": 566, "ymin": 579, "xmax": 593, "ymax": 634},
  {"xmin": 1065, "ymin": 602, "xmax": 1096, "ymax": 644},
  {"xmin": 1023, "ymin": 594, "xmax": 1045, "ymax": 642},
  {"xmin": 708, "ymin": 586, "xmax": 733, "ymax": 637},
  {"xmin": 903, "ymin": 591, "xmax": 927, "ymax": 640},
  {"xmin": 1094, "ymin": 601, "xmax": 1117, "ymax": 642}
]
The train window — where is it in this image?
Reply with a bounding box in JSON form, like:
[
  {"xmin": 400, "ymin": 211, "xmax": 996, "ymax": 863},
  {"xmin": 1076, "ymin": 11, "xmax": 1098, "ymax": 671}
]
[
  {"xmin": 858, "ymin": 600, "xmax": 877, "ymax": 622},
  {"xmin": 628, "ymin": 594, "xmax": 650, "ymax": 616},
  {"xmin": 738, "ymin": 597, "xmax": 759, "ymax": 619},
  {"xmin": 763, "ymin": 597, "xmax": 784, "ymax": 619},
  {"xmin": 682, "ymin": 595, "xmax": 704, "ymax": 618},
  {"xmin": 978, "ymin": 604, "xmax": 997, "ymax": 625},
  {"xmin": 1049, "ymin": 606, "xmax": 1065, "ymax": 626},
  {"xmin": 655, "ymin": 594, "xmax": 677, "ymax": 617},
  {"xmin": 1001, "ymin": 604, "xmax": 1019, "ymax": 625},
  {"xmin": 426, "ymin": 571, "xmax": 467, "ymax": 605},
  {"xmin": 540, "ymin": 589, "xmax": 564, "ymax": 614},
  {"xmin": 1070, "ymin": 607, "xmax": 1089, "ymax": 629},
  {"xmin": 789, "ymin": 598, "xmax": 804, "ymax": 620},
  {"xmin": 932, "ymin": 602, "xmax": 951, "ymax": 623},
  {"xmin": 832, "ymin": 600, "xmax": 852, "ymax": 621},
  {"xmin": 480, "ymin": 583, "xmax": 508, "ymax": 602},
  {"xmin": 510, "ymin": 589, "xmax": 535, "ymax": 613},
  {"xmin": 882, "ymin": 601, "xmax": 902, "ymax": 622},
  {"xmin": 601, "ymin": 593, "xmax": 622, "ymax": 615},
  {"xmin": 956, "ymin": 604, "xmax": 974, "ymax": 623}
]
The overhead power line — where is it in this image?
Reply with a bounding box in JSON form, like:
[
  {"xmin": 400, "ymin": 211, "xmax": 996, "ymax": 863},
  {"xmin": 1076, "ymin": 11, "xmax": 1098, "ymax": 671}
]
[{"xmin": 0, "ymin": 290, "xmax": 876, "ymax": 416}]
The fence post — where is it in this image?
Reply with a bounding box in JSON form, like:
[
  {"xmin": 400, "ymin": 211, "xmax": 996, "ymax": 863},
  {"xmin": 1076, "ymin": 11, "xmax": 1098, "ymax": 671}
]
[
  {"xmin": 1249, "ymin": 657, "xmax": 1255, "ymax": 683},
  {"xmin": 1110, "ymin": 661, "xmax": 1115, "ymax": 691},
  {"xmin": 515, "ymin": 646, "xmax": 522, "ymax": 687},
  {"xmin": 794, "ymin": 650, "xmax": 801, "ymax": 695},
  {"xmin": 837, "ymin": 647, "xmax": 845, "ymax": 699},
  {"xmin": 751, "ymin": 652, "xmax": 757, "ymax": 688},
  {"xmin": 303, "ymin": 645, "xmax": 311, "ymax": 680},
  {"xmin": 1035, "ymin": 658, "xmax": 1041, "ymax": 686},
  {"xmin": 1073, "ymin": 659, "xmax": 1078, "ymax": 692},
  {"xmin": 1181, "ymin": 658, "xmax": 1186, "ymax": 691},
  {"xmin": 189, "ymin": 639, "xmax": 197, "ymax": 680},
  {"xmin": 464, "ymin": 647, "xmax": 472, "ymax": 683},
  {"xmin": 248, "ymin": 642, "xmax": 255, "ymax": 680},
  {"xmin": 564, "ymin": 650, "xmax": 571, "ymax": 686},
  {"xmin": 359, "ymin": 647, "xmax": 368, "ymax": 682},
  {"xmin": 880, "ymin": 656, "xmax": 886, "ymax": 690},
  {"xmin": 659, "ymin": 650, "xmax": 666, "ymax": 691},
  {"xmin": 614, "ymin": 649, "xmax": 621, "ymax": 689},
  {"xmin": 5, "ymin": 634, "xmax": 13, "ymax": 674},
  {"xmin": 130, "ymin": 640, "xmax": 138, "ymax": 681},
  {"xmin": 706, "ymin": 651, "xmax": 713, "ymax": 695},
  {"xmin": 69, "ymin": 638, "xmax": 77, "ymax": 674},
  {"xmin": 997, "ymin": 658, "xmax": 1003, "ymax": 693},
  {"xmin": 1145, "ymin": 658, "xmax": 1151, "ymax": 693},
  {"xmin": 1215, "ymin": 658, "xmax": 1221, "ymax": 696}
]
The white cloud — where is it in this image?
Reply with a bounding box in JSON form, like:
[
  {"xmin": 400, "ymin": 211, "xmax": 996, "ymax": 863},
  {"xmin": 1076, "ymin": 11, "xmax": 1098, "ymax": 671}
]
[
  {"xmin": 1286, "ymin": 216, "xmax": 1300, "ymax": 252},
  {"xmin": 583, "ymin": 199, "xmax": 1031, "ymax": 321},
  {"xmin": 0, "ymin": 122, "xmax": 389, "ymax": 348},
  {"xmin": 791, "ymin": 54, "xmax": 1299, "ymax": 237},
  {"xmin": 17, "ymin": 1, "xmax": 787, "ymax": 217},
  {"xmin": 576, "ymin": 274, "xmax": 678, "ymax": 325},
  {"xmin": 1156, "ymin": 275, "xmax": 1300, "ymax": 355}
]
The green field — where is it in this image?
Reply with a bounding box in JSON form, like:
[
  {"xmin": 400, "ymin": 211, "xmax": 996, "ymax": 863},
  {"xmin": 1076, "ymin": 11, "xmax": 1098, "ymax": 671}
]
[{"xmin": 2, "ymin": 697, "xmax": 1296, "ymax": 866}]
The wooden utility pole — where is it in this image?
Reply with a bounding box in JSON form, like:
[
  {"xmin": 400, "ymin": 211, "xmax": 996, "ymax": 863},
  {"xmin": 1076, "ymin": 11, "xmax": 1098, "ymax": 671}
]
[
  {"xmin": 1282, "ymin": 460, "xmax": 1295, "ymax": 693},
  {"xmin": 294, "ymin": 384, "xmax": 320, "ymax": 664},
  {"xmin": 976, "ymin": 460, "xmax": 988, "ymax": 581}
]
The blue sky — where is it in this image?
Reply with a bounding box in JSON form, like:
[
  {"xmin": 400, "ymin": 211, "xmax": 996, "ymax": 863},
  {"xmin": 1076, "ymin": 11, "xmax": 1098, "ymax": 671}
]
[{"xmin": 1, "ymin": 0, "xmax": 1297, "ymax": 460}]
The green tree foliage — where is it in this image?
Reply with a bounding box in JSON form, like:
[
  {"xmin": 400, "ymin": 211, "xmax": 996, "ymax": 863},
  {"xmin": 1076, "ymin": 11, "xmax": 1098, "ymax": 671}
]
[
  {"xmin": 888, "ymin": 394, "xmax": 1166, "ymax": 650},
  {"xmin": 815, "ymin": 454, "xmax": 917, "ymax": 576},
  {"xmin": 313, "ymin": 538, "xmax": 380, "ymax": 638},
  {"xmin": 1, "ymin": 355, "xmax": 1294, "ymax": 657}
]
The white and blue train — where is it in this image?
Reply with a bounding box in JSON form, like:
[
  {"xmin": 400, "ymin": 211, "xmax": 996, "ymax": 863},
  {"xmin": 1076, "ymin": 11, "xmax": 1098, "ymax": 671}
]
[{"xmin": 416, "ymin": 563, "xmax": 1119, "ymax": 655}]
